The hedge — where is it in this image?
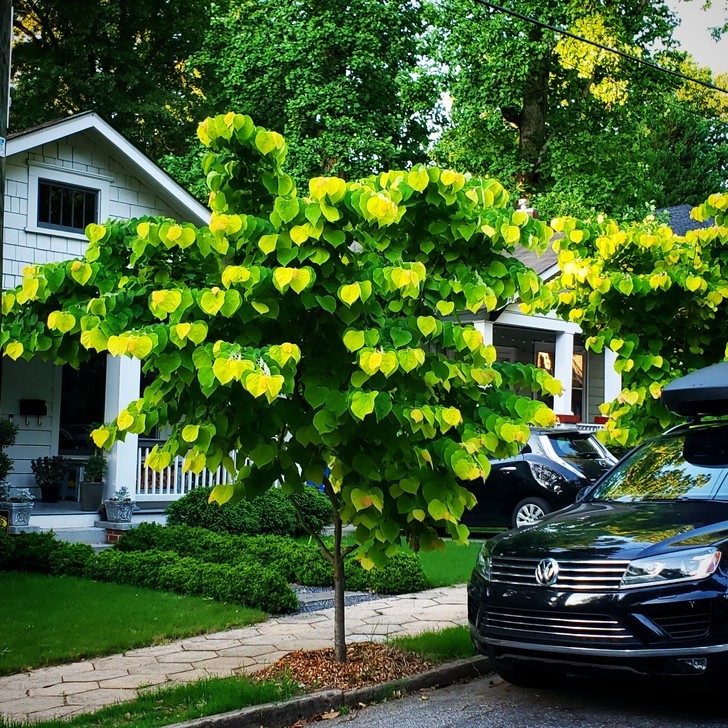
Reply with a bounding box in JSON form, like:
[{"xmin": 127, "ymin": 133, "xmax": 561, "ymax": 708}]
[
  {"xmin": 116, "ymin": 523, "xmax": 428, "ymax": 594},
  {"xmin": 165, "ymin": 486, "xmax": 332, "ymax": 536}
]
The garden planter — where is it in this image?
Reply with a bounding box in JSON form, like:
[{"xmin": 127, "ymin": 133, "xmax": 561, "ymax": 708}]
[
  {"xmin": 79, "ymin": 481, "xmax": 104, "ymax": 511},
  {"xmin": 39, "ymin": 484, "xmax": 62, "ymax": 503},
  {"xmin": 0, "ymin": 501, "xmax": 34, "ymax": 528},
  {"xmin": 104, "ymin": 500, "xmax": 134, "ymax": 522}
]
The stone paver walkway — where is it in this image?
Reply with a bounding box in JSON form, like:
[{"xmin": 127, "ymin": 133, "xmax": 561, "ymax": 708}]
[{"xmin": 0, "ymin": 585, "xmax": 467, "ymax": 724}]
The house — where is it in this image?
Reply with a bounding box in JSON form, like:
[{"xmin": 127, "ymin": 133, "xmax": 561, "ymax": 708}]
[
  {"xmin": 0, "ymin": 112, "xmax": 209, "ymax": 515},
  {"xmin": 6, "ymin": 114, "xmax": 700, "ymax": 519}
]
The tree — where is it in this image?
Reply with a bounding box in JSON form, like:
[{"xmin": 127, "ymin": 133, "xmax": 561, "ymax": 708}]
[
  {"xmin": 1, "ymin": 113, "xmax": 561, "ymax": 661},
  {"xmin": 523, "ymin": 192, "xmax": 728, "ymax": 446},
  {"xmin": 161, "ymin": 0, "xmax": 441, "ymax": 191},
  {"xmin": 432, "ymin": 0, "xmax": 725, "ymax": 219},
  {"xmin": 10, "ymin": 0, "xmax": 210, "ymax": 158}
]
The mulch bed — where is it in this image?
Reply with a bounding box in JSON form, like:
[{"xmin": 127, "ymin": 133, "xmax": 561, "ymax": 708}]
[{"xmin": 255, "ymin": 641, "xmax": 434, "ymax": 692}]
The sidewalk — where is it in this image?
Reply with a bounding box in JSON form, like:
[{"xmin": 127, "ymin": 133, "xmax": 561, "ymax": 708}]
[{"xmin": 0, "ymin": 585, "xmax": 467, "ymax": 724}]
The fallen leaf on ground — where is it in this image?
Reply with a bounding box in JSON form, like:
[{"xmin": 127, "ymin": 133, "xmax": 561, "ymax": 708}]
[{"xmin": 255, "ymin": 642, "xmax": 434, "ymax": 692}]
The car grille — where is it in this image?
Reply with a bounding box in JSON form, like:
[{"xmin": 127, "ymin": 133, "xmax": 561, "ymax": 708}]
[
  {"xmin": 482, "ymin": 607, "xmax": 633, "ymax": 642},
  {"xmin": 648, "ymin": 606, "xmax": 711, "ymax": 640},
  {"xmin": 491, "ymin": 556, "xmax": 629, "ymax": 591}
]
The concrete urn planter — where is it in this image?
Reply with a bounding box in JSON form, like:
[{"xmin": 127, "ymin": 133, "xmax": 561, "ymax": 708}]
[
  {"xmin": 104, "ymin": 500, "xmax": 134, "ymax": 523},
  {"xmin": 0, "ymin": 501, "xmax": 34, "ymax": 528}
]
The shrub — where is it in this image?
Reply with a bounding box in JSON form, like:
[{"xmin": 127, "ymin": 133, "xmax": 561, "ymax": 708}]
[
  {"xmin": 5, "ymin": 531, "xmax": 59, "ymax": 572},
  {"xmin": 365, "ymin": 552, "xmax": 428, "ymax": 594},
  {"xmin": 0, "ymin": 531, "xmax": 16, "ymax": 569},
  {"xmin": 49, "ymin": 542, "xmax": 95, "ymax": 577},
  {"xmin": 165, "ymin": 486, "xmax": 332, "ymax": 536}
]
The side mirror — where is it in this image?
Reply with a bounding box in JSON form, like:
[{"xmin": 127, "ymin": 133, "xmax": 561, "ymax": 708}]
[{"xmin": 575, "ymin": 486, "xmax": 590, "ymax": 503}]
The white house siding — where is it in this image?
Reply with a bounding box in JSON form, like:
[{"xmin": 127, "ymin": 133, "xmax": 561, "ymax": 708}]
[
  {"xmin": 1, "ymin": 359, "xmax": 60, "ymax": 490},
  {"xmin": 586, "ymin": 351, "xmax": 606, "ymax": 422},
  {"xmin": 1, "ymin": 128, "xmax": 204, "ymax": 492},
  {"xmin": 3, "ymin": 130, "xmax": 189, "ymax": 290}
]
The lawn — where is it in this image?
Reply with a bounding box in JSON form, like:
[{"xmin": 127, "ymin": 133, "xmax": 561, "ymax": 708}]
[
  {"xmin": 0, "ymin": 572, "xmax": 266, "ymax": 676},
  {"xmin": 0, "ymin": 627, "xmax": 474, "ymax": 728}
]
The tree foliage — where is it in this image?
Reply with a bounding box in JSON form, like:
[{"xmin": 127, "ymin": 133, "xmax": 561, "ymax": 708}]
[
  {"xmin": 10, "ymin": 0, "xmax": 209, "ymax": 158},
  {"xmin": 433, "ymin": 0, "xmax": 727, "ymax": 219},
  {"xmin": 525, "ymin": 193, "xmax": 728, "ymax": 446},
  {"xmin": 162, "ymin": 0, "xmax": 441, "ymax": 192},
  {"xmin": 1, "ymin": 112, "xmax": 560, "ymax": 658}
]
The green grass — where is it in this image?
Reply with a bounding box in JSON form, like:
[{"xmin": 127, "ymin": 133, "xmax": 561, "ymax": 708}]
[
  {"xmin": 415, "ymin": 540, "xmax": 484, "ymax": 587},
  {"xmin": 0, "ymin": 572, "xmax": 266, "ymax": 676},
  {"xmin": 0, "ymin": 674, "xmax": 299, "ymax": 728},
  {"xmin": 388, "ymin": 626, "xmax": 475, "ymax": 663},
  {"xmin": 0, "ymin": 627, "xmax": 473, "ymax": 728}
]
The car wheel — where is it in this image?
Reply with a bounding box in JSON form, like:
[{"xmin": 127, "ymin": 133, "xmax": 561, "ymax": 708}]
[{"xmin": 512, "ymin": 497, "xmax": 551, "ymax": 528}]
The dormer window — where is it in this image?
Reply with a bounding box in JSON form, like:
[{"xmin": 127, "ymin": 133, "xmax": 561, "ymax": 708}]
[{"xmin": 37, "ymin": 179, "xmax": 99, "ymax": 234}]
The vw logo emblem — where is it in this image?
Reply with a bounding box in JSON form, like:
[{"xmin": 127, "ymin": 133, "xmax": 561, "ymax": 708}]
[{"xmin": 535, "ymin": 558, "xmax": 559, "ymax": 586}]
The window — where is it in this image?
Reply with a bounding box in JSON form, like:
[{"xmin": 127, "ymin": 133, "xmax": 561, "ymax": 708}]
[{"xmin": 37, "ymin": 179, "xmax": 98, "ymax": 234}]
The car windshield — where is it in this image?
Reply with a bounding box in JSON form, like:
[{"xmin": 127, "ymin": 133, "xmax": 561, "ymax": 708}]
[
  {"xmin": 548, "ymin": 434, "xmax": 603, "ymax": 459},
  {"xmin": 589, "ymin": 427, "xmax": 728, "ymax": 503}
]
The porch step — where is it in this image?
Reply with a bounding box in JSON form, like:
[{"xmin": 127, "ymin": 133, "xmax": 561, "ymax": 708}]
[{"xmin": 40, "ymin": 527, "xmax": 107, "ymax": 545}]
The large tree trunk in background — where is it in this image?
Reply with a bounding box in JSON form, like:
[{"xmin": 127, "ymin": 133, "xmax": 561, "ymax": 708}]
[{"xmin": 518, "ymin": 27, "xmax": 551, "ymax": 191}]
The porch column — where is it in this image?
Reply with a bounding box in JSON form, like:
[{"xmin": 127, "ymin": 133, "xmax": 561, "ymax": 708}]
[
  {"xmin": 472, "ymin": 319, "xmax": 494, "ymax": 347},
  {"xmin": 104, "ymin": 355, "xmax": 140, "ymax": 500},
  {"xmin": 603, "ymin": 347, "xmax": 622, "ymax": 403},
  {"xmin": 553, "ymin": 331, "xmax": 574, "ymax": 416}
]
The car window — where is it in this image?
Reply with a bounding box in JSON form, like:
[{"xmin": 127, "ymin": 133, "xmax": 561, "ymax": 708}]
[
  {"xmin": 548, "ymin": 434, "xmax": 602, "ymax": 459},
  {"xmin": 589, "ymin": 429, "xmax": 728, "ymax": 502}
]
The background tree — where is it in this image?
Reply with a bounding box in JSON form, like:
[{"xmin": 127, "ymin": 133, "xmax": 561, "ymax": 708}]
[
  {"xmin": 433, "ymin": 0, "xmax": 726, "ymax": 219},
  {"xmin": 10, "ymin": 0, "xmax": 209, "ymax": 158},
  {"xmin": 524, "ymin": 192, "xmax": 728, "ymax": 446},
  {"xmin": 1, "ymin": 113, "xmax": 560, "ymax": 661},
  {"xmin": 160, "ymin": 0, "xmax": 441, "ymax": 194}
]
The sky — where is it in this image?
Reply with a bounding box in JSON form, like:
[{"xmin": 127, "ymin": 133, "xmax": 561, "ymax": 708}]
[{"xmin": 667, "ymin": 0, "xmax": 728, "ymax": 75}]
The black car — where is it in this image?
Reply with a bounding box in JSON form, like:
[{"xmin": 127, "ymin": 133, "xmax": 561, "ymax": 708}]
[
  {"xmin": 465, "ymin": 428, "xmax": 617, "ymax": 530},
  {"xmin": 468, "ymin": 362, "xmax": 728, "ymax": 685}
]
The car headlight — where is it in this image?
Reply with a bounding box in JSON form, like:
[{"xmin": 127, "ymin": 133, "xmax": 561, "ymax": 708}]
[
  {"xmin": 621, "ymin": 547, "xmax": 722, "ymax": 589},
  {"xmin": 475, "ymin": 542, "xmax": 493, "ymax": 581},
  {"xmin": 528, "ymin": 462, "xmax": 569, "ymax": 494}
]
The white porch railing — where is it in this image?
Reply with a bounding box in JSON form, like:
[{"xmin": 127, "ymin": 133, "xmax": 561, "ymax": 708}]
[{"xmin": 135, "ymin": 439, "xmax": 235, "ymax": 501}]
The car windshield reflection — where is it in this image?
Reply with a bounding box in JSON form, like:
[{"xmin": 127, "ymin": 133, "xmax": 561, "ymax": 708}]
[{"xmin": 590, "ymin": 429, "xmax": 728, "ymax": 503}]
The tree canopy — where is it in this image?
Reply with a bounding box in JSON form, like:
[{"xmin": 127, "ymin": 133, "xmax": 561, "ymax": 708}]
[
  {"xmin": 433, "ymin": 0, "xmax": 728, "ymax": 219},
  {"xmin": 10, "ymin": 0, "xmax": 209, "ymax": 158},
  {"xmin": 524, "ymin": 192, "xmax": 728, "ymax": 446},
  {"xmin": 1, "ymin": 113, "xmax": 561, "ymax": 658}
]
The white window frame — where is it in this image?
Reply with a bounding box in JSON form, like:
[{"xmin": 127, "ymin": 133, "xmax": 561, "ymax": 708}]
[{"xmin": 27, "ymin": 163, "xmax": 111, "ymax": 241}]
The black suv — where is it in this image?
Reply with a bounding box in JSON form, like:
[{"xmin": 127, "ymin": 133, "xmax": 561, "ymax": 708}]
[
  {"xmin": 466, "ymin": 428, "xmax": 616, "ymax": 530},
  {"xmin": 468, "ymin": 362, "xmax": 728, "ymax": 684}
]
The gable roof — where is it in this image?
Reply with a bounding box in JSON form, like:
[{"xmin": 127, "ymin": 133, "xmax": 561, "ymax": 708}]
[
  {"xmin": 660, "ymin": 204, "xmax": 714, "ymax": 236},
  {"xmin": 7, "ymin": 112, "xmax": 210, "ymax": 227}
]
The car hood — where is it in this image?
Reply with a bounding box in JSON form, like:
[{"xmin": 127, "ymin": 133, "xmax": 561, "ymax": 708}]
[{"xmin": 492, "ymin": 500, "xmax": 728, "ymax": 561}]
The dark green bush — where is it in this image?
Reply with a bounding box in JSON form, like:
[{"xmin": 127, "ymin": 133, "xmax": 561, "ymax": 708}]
[
  {"xmin": 85, "ymin": 547, "xmax": 297, "ymax": 612},
  {"xmin": 0, "ymin": 530, "xmax": 16, "ymax": 569},
  {"xmin": 165, "ymin": 486, "xmax": 332, "ymax": 536},
  {"xmin": 365, "ymin": 552, "xmax": 428, "ymax": 594},
  {"xmin": 49, "ymin": 542, "xmax": 95, "ymax": 577},
  {"xmin": 4, "ymin": 531, "xmax": 59, "ymax": 573}
]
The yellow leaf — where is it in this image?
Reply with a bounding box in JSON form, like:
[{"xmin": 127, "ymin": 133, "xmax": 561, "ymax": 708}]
[
  {"xmin": 107, "ymin": 336, "xmax": 128, "ymax": 356},
  {"xmin": 4, "ymin": 341, "xmax": 24, "ymax": 360},
  {"xmin": 338, "ymin": 283, "xmax": 361, "ymax": 307},
  {"xmin": 117, "ymin": 410, "xmax": 134, "ymax": 431},
  {"xmin": 417, "ymin": 316, "xmax": 437, "ymax": 337},
  {"xmin": 258, "ymin": 234, "xmax": 279, "ymax": 254},
  {"xmin": 272, "ymin": 267, "xmax": 296, "ymax": 291},
  {"xmin": 182, "ymin": 424, "xmax": 200, "ymax": 442},
  {"xmin": 175, "ymin": 323, "xmax": 192, "ymax": 340},
  {"xmin": 127, "ymin": 336, "xmax": 153, "ymax": 359}
]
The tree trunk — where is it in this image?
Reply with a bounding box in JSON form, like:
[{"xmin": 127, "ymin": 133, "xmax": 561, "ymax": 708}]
[
  {"xmin": 518, "ymin": 28, "xmax": 551, "ymax": 191},
  {"xmin": 332, "ymin": 507, "xmax": 347, "ymax": 663}
]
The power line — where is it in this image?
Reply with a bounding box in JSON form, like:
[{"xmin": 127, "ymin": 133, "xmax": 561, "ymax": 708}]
[{"xmin": 472, "ymin": 0, "xmax": 728, "ymax": 96}]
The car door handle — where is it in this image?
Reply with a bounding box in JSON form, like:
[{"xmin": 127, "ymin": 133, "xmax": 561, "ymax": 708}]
[{"xmin": 500, "ymin": 467, "xmax": 517, "ymax": 473}]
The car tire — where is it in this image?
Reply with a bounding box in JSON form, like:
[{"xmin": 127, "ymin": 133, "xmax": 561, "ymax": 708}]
[{"xmin": 512, "ymin": 497, "xmax": 551, "ymax": 529}]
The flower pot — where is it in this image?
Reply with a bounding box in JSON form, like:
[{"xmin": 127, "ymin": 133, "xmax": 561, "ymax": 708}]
[
  {"xmin": 79, "ymin": 481, "xmax": 104, "ymax": 512},
  {"xmin": 0, "ymin": 501, "xmax": 34, "ymax": 529},
  {"xmin": 39, "ymin": 484, "xmax": 62, "ymax": 503},
  {"xmin": 104, "ymin": 500, "xmax": 134, "ymax": 523}
]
